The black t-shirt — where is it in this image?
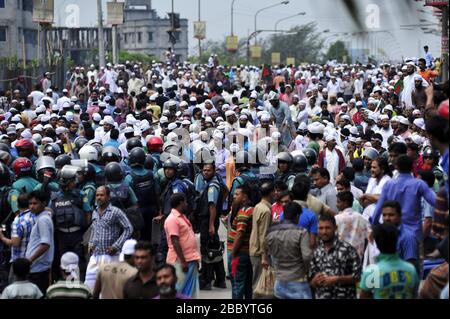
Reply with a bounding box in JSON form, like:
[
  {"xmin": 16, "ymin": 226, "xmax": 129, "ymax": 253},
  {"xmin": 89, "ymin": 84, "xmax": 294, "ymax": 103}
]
[{"xmin": 123, "ymin": 273, "xmax": 158, "ymax": 299}]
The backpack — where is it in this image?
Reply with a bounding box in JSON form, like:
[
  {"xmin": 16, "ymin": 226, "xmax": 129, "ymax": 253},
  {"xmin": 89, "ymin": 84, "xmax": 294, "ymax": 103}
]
[
  {"xmin": 130, "ymin": 170, "xmax": 156, "ymax": 208},
  {"xmin": 108, "ymin": 183, "xmax": 145, "ymax": 232}
]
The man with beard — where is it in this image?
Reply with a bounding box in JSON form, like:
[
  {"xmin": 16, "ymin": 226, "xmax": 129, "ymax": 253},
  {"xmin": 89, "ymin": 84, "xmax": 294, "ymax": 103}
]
[
  {"xmin": 154, "ymin": 263, "xmax": 190, "ymax": 299},
  {"xmin": 412, "ymin": 75, "xmax": 427, "ymax": 109},
  {"xmin": 268, "ymin": 91, "xmax": 293, "ymax": 146},
  {"xmin": 309, "ymin": 214, "xmax": 361, "ymax": 299},
  {"xmin": 376, "ymin": 114, "xmax": 393, "ymax": 149},
  {"xmin": 401, "ymin": 62, "xmax": 428, "ymax": 109},
  {"xmin": 94, "ymin": 115, "xmax": 114, "ymax": 145}
]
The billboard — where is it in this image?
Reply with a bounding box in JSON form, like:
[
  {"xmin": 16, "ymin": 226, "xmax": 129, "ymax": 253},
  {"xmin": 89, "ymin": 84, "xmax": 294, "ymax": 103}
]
[
  {"xmin": 32, "ymin": 0, "xmax": 54, "ymax": 24},
  {"xmin": 271, "ymin": 52, "xmax": 281, "ymax": 65},
  {"xmin": 107, "ymin": 2, "xmax": 124, "ymax": 25},
  {"xmin": 251, "ymin": 46, "xmax": 262, "ymax": 59},
  {"xmin": 194, "ymin": 21, "xmax": 206, "ymax": 40},
  {"xmin": 226, "ymin": 36, "xmax": 239, "ymax": 52},
  {"xmin": 286, "ymin": 57, "xmax": 296, "ymax": 65}
]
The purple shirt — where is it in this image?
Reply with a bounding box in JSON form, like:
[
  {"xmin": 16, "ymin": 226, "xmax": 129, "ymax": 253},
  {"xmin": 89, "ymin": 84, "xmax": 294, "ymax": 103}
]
[
  {"xmin": 371, "ymin": 173, "xmax": 436, "ymax": 239},
  {"xmin": 153, "ymin": 292, "xmax": 191, "ymax": 299}
]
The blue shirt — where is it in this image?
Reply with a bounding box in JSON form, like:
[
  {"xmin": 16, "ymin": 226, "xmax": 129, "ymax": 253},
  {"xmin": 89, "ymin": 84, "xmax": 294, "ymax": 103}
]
[
  {"xmin": 371, "ymin": 173, "xmax": 436, "ymax": 239},
  {"xmin": 10, "ymin": 210, "xmax": 36, "ymax": 262},
  {"xmin": 280, "ymin": 207, "xmax": 318, "ymax": 235},
  {"xmin": 25, "ymin": 210, "xmax": 54, "ymax": 273},
  {"xmin": 397, "ymin": 225, "xmax": 419, "ymax": 262},
  {"xmin": 104, "ymin": 139, "xmax": 120, "ymax": 149}
]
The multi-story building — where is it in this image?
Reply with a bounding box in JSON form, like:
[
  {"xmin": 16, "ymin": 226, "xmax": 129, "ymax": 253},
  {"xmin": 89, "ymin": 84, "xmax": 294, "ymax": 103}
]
[
  {"xmin": 119, "ymin": 0, "xmax": 189, "ymax": 62},
  {"xmin": 0, "ymin": 0, "xmax": 42, "ymax": 61}
]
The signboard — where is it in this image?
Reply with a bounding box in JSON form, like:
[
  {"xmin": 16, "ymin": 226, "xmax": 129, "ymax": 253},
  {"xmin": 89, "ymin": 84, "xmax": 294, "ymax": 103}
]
[
  {"xmin": 286, "ymin": 57, "xmax": 296, "ymax": 65},
  {"xmin": 425, "ymin": 0, "xmax": 448, "ymax": 6},
  {"xmin": 32, "ymin": 0, "xmax": 54, "ymax": 24},
  {"xmin": 194, "ymin": 21, "xmax": 206, "ymax": 40},
  {"xmin": 226, "ymin": 36, "xmax": 239, "ymax": 52},
  {"xmin": 251, "ymin": 46, "xmax": 262, "ymax": 59},
  {"xmin": 271, "ymin": 52, "xmax": 281, "ymax": 65},
  {"xmin": 107, "ymin": 2, "xmax": 124, "ymax": 25}
]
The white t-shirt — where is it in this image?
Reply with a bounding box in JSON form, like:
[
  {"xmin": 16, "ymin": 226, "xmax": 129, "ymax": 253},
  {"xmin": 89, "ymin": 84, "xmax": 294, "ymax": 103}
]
[
  {"xmin": 1, "ymin": 281, "xmax": 43, "ymax": 299},
  {"xmin": 29, "ymin": 90, "xmax": 45, "ymax": 106}
]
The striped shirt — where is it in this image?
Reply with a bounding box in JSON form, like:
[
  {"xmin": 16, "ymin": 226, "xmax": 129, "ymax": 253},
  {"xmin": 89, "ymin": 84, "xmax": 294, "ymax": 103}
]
[
  {"xmin": 46, "ymin": 281, "xmax": 92, "ymax": 299},
  {"xmin": 89, "ymin": 204, "xmax": 133, "ymax": 255},
  {"xmin": 10, "ymin": 210, "xmax": 35, "ymax": 262},
  {"xmin": 227, "ymin": 207, "xmax": 253, "ymax": 254}
]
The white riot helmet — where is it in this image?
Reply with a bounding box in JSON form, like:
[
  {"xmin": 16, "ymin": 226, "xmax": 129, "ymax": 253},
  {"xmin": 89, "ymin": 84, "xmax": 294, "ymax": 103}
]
[{"xmin": 78, "ymin": 145, "xmax": 98, "ymax": 161}]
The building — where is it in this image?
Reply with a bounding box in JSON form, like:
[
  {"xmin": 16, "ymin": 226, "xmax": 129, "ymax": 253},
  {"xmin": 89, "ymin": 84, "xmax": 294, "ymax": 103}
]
[
  {"xmin": 119, "ymin": 0, "xmax": 189, "ymax": 62},
  {"xmin": 0, "ymin": 0, "xmax": 42, "ymax": 62}
]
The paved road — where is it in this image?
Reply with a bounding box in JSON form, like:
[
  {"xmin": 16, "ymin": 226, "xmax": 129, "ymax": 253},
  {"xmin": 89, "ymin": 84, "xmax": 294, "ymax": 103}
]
[{"xmin": 198, "ymin": 223, "xmax": 231, "ymax": 299}]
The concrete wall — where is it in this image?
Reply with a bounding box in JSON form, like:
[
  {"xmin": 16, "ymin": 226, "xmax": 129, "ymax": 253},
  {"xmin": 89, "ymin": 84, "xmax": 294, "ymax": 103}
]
[
  {"xmin": 0, "ymin": 0, "xmax": 41, "ymax": 61},
  {"xmin": 118, "ymin": 18, "xmax": 188, "ymax": 61}
]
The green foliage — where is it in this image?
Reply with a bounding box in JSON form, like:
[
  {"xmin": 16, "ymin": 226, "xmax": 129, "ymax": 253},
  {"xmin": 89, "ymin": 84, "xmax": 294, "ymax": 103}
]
[
  {"xmin": 118, "ymin": 51, "xmax": 159, "ymax": 64},
  {"xmin": 188, "ymin": 23, "xmax": 324, "ymax": 66},
  {"xmin": 265, "ymin": 23, "xmax": 324, "ymax": 65},
  {"xmin": 325, "ymin": 41, "xmax": 349, "ymax": 63}
]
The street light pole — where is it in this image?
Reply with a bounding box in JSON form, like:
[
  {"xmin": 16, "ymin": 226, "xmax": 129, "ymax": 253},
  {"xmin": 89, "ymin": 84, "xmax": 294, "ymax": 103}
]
[
  {"xmin": 254, "ymin": 1, "xmax": 289, "ymax": 45},
  {"xmin": 112, "ymin": 0, "xmax": 118, "ymax": 65},
  {"xmin": 97, "ymin": 0, "xmax": 106, "ymax": 67},
  {"xmin": 274, "ymin": 12, "xmax": 305, "ymax": 31},
  {"xmin": 231, "ymin": 0, "xmax": 236, "ymax": 36},
  {"xmin": 198, "ymin": 0, "xmax": 202, "ymax": 59}
]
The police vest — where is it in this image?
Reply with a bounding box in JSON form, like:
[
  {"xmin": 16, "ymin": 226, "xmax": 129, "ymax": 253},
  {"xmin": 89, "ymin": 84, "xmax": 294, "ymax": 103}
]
[
  {"xmin": 130, "ymin": 170, "xmax": 155, "ymax": 207},
  {"xmin": 53, "ymin": 191, "xmax": 86, "ymax": 230}
]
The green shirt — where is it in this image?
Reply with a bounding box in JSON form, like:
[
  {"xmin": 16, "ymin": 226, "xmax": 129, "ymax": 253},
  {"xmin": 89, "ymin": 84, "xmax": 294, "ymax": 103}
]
[
  {"xmin": 360, "ymin": 253, "xmax": 419, "ymax": 299},
  {"xmin": 46, "ymin": 280, "xmax": 92, "ymax": 299}
]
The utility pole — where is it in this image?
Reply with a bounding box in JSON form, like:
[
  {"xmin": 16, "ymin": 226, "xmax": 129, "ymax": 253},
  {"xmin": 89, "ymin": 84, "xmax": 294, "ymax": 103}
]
[
  {"xmin": 170, "ymin": 0, "xmax": 176, "ymax": 48},
  {"xmin": 198, "ymin": 0, "xmax": 202, "ymax": 59},
  {"xmin": 112, "ymin": 0, "xmax": 118, "ymax": 65},
  {"xmin": 97, "ymin": 0, "xmax": 106, "ymax": 67}
]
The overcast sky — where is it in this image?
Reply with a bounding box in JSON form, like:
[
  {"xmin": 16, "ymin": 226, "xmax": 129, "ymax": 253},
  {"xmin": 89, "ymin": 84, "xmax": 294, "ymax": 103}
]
[{"xmin": 54, "ymin": 0, "xmax": 442, "ymax": 59}]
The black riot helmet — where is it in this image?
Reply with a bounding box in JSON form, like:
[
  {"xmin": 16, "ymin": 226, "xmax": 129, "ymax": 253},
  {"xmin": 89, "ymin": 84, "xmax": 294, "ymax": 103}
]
[
  {"xmin": 104, "ymin": 162, "xmax": 124, "ymax": 183},
  {"xmin": 126, "ymin": 138, "xmax": 143, "ymax": 152},
  {"xmin": 292, "ymin": 154, "xmax": 308, "ymax": 173},
  {"xmin": 128, "ymin": 147, "xmax": 146, "ymax": 167}
]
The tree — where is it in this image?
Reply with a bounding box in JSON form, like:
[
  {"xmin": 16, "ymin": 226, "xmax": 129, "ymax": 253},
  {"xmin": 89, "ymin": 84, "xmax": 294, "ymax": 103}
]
[
  {"xmin": 265, "ymin": 23, "xmax": 324, "ymax": 65},
  {"xmin": 325, "ymin": 41, "xmax": 349, "ymax": 63}
]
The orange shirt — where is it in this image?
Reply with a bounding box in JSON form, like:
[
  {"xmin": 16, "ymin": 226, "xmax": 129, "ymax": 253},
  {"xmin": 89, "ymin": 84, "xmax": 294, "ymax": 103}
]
[
  {"xmin": 164, "ymin": 209, "xmax": 201, "ymax": 264},
  {"xmin": 419, "ymin": 69, "xmax": 439, "ymax": 83}
]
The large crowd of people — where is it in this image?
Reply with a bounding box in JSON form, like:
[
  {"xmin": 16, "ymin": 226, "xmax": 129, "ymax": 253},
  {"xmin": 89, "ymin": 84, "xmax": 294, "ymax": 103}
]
[{"xmin": 0, "ymin": 46, "xmax": 448, "ymax": 299}]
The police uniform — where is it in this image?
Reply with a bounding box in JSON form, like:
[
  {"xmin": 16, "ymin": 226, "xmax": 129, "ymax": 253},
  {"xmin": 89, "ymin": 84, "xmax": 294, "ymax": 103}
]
[
  {"xmin": 50, "ymin": 189, "xmax": 90, "ymax": 279},
  {"xmin": 194, "ymin": 174, "xmax": 226, "ymax": 288},
  {"xmin": 125, "ymin": 167, "xmax": 158, "ymax": 242}
]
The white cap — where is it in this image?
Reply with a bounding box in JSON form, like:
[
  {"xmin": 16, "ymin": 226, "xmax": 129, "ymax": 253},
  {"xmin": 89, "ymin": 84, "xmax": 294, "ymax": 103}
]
[
  {"xmin": 225, "ymin": 110, "xmax": 235, "ymax": 118},
  {"xmin": 341, "ymin": 114, "xmax": 351, "ymax": 121},
  {"xmin": 60, "ymin": 252, "xmax": 79, "ymax": 273},
  {"xmin": 271, "ymin": 131, "xmax": 281, "ymax": 139},
  {"xmin": 103, "ymin": 116, "xmax": 115, "ymax": 126},
  {"xmin": 182, "ymin": 120, "xmax": 191, "ymax": 125},
  {"xmin": 46, "ymin": 88, "xmax": 53, "ymax": 93},
  {"xmin": 379, "ymin": 114, "xmax": 389, "ymax": 121},
  {"xmin": 119, "ymin": 239, "xmax": 137, "ymax": 261},
  {"xmin": 160, "ymin": 116, "xmax": 169, "ymax": 124},
  {"xmin": 55, "ymin": 126, "xmax": 68, "ymax": 135},
  {"xmin": 168, "ymin": 122, "xmax": 178, "ymax": 131},
  {"xmin": 93, "ymin": 113, "xmax": 102, "ymax": 122},
  {"xmin": 41, "ymin": 115, "xmax": 50, "ymax": 123},
  {"xmin": 33, "ymin": 124, "xmax": 44, "ymax": 132},
  {"xmin": 383, "ymin": 104, "xmax": 393, "ymax": 112},
  {"xmin": 140, "ymin": 120, "xmax": 151, "ymax": 132},
  {"xmin": 20, "ymin": 129, "xmax": 32, "ymax": 139},
  {"xmin": 413, "ymin": 118, "xmax": 425, "ymax": 130},
  {"xmin": 399, "ymin": 117, "xmax": 410, "ymax": 126}
]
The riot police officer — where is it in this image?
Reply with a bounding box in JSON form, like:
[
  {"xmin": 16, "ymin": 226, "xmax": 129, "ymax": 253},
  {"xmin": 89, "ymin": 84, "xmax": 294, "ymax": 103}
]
[
  {"xmin": 125, "ymin": 147, "xmax": 159, "ymax": 242},
  {"xmin": 275, "ymin": 152, "xmax": 296, "ymax": 190},
  {"xmin": 194, "ymin": 162, "xmax": 227, "ymax": 290},
  {"xmin": 50, "ymin": 165, "xmax": 90, "ymax": 279}
]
